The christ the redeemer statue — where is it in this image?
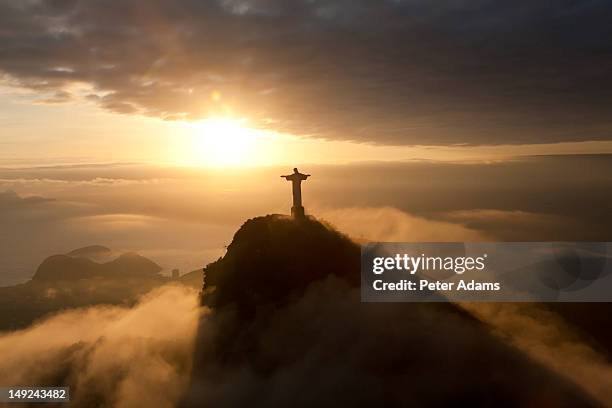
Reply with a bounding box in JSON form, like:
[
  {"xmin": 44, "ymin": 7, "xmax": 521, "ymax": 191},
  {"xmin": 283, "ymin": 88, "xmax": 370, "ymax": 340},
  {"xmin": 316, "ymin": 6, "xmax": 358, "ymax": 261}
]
[{"xmin": 281, "ymin": 168, "xmax": 310, "ymax": 218}]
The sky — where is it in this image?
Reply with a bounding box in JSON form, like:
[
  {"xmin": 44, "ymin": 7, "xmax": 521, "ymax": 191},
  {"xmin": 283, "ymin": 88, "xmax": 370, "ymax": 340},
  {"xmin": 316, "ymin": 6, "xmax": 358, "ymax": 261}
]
[
  {"xmin": 1, "ymin": 0, "xmax": 612, "ymax": 167},
  {"xmin": 1, "ymin": 0, "xmax": 611, "ymax": 285}
]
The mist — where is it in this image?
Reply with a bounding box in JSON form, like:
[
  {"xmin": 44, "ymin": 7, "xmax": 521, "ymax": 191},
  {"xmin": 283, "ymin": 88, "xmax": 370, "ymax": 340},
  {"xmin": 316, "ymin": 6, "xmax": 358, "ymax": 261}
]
[
  {"xmin": 0, "ymin": 285, "xmax": 201, "ymax": 408},
  {"xmin": 462, "ymin": 303, "xmax": 612, "ymax": 407},
  {"xmin": 317, "ymin": 206, "xmax": 489, "ymax": 242}
]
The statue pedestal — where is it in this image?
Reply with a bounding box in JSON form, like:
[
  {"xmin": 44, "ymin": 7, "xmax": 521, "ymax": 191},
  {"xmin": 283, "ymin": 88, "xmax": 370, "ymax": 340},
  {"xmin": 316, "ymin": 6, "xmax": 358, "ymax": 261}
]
[{"xmin": 291, "ymin": 205, "xmax": 305, "ymax": 219}]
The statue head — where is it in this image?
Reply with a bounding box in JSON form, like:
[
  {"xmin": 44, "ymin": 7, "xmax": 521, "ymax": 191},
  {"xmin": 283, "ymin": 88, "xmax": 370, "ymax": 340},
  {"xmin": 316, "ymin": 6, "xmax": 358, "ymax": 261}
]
[{"xmin": 293, "ymin": 167, "xmax": 298, "ymax": 173}]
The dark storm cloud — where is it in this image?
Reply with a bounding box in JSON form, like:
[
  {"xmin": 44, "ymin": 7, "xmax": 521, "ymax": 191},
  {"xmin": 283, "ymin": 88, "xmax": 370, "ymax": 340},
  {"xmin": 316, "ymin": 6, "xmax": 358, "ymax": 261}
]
[{"xmin": 1, "ymin": 0, "xmax": 611, "ymax": 145}]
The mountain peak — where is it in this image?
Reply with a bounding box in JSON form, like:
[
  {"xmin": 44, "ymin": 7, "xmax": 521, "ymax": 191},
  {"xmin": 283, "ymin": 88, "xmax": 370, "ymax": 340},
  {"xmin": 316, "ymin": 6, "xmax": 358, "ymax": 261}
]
[
  {"xmin": 185, "ymin": 214, "xmax": 596, "ymax": 407},
  {"xmin": 67, "ymin": 245, "xmax": 112, "ymax": 261},
  {"xmin": 202, "ymin": 214, "xmax": 360, "ymax": 313}
]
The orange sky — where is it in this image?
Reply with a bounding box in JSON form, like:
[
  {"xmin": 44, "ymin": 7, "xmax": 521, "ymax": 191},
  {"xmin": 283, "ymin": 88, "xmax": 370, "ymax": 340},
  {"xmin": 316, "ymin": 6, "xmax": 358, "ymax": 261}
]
[{"xmin": 2, "ymin": 86, "xmax": 612, "ymax": 168}]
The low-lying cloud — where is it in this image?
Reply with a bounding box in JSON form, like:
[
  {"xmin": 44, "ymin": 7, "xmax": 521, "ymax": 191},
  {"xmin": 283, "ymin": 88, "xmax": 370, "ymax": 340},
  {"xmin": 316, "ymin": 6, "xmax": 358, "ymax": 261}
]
[
  {"xmin": 317, "ymin": 206, "xmax": 489, "ymax": 242},
  {"xmin": 0, "ymin": 285, "xmax": 201, "ymax": 408},
  {"xmin": 462, "ymin": 303, "xmax": 612, "ymax": 407},
  {"xmin": 186, "ymin": 275, "xmax": 598, "ymax": 406}
]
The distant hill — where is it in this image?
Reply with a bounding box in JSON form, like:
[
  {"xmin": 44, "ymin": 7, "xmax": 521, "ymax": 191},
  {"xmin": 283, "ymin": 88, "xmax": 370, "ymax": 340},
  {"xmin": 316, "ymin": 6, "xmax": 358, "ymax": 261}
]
[
  {"xmin": 0, "ymin": 248, "xmax": 195, "ymax": 331},
  {"xmin": 33, "ymin": 252, "xmax": 162, "ymax": 281}
]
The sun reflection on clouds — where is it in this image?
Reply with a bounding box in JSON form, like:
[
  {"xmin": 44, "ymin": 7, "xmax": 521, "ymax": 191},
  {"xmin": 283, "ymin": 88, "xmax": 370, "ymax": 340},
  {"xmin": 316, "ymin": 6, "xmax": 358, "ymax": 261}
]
[{"xmin": 163, "ymin": 115, "xmax": 612, "ymax": 169}]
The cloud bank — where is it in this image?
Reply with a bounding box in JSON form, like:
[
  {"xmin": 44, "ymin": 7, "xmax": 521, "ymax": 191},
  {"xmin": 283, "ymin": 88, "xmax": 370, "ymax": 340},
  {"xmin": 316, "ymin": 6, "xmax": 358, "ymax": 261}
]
[
  {"xmin": 317, "ymin": 206, "xmax": 489, "ymax": 242},
  {"xmin": 1, "ymin": 0, "xmax": 611, "ymax": 145},
  {"xmin": 0, "ymin": 285, "xmax": 201, "ymax": 408}
]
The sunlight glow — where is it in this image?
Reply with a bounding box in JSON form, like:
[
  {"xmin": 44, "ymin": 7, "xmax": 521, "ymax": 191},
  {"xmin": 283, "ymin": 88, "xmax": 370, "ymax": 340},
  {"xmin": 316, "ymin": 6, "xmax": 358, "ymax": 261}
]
[
  {"xmin": 188, "ymin": 118, "xmax": 267, "ymax": 167},
  {"xmin": 163, "ymin": 115, "xmax": 612, "ymax": 169}
]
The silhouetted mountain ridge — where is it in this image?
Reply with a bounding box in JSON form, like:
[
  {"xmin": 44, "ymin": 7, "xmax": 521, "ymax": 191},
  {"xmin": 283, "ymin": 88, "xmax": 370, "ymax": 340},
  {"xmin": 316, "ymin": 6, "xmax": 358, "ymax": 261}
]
[
  {"xmin": 184, "ymin": 214, "xmax": 595, "ymax": 407},
  {"xmin": 0, "ymin": 247, "xmax": 195, "ymax": 331},
  {"xmin": 67, "ymin": 245, "xmax": 113, "ymax": 261},
  {"xmin": 33, "ymin": 251, "xmax": 162, "ymax": 281}
]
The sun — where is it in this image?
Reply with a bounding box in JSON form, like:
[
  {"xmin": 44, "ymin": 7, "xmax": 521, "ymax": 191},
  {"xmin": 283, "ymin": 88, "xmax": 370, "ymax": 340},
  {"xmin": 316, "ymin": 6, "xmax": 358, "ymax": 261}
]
[{"xmin": 188, "ymin": 118, "xmax": 265, "ymax": 167}]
